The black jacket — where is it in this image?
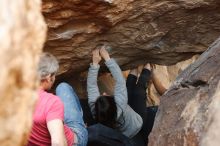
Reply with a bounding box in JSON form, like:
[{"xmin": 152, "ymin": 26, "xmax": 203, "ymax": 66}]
[{"xmin": 87, "ymin": 124, "xmax": 133, "ymax": 146}]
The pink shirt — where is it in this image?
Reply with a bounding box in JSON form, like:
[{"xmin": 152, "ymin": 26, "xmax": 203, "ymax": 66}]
[{"xmin": 27, "ymin": 89, "xmax": 74, "ymax": 146}]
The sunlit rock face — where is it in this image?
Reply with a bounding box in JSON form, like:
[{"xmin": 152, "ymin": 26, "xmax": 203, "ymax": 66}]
[
  {"xmin": 149, "ymin": 37, "xmax": 220, "ymax": 146},
  {"xmin": 148, "ymin": 55, "xmax": 199, "ymax": 106},
  {"xmin": 0, "ymin": 0, "xmax": 46, "ymax": 145},
  {"xmin": 42, "ymin": 0, "xmax": 220, "ymax": 77}
]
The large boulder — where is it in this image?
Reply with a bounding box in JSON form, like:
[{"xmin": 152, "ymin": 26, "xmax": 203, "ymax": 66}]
[
  {"xmin": 149, "ymin": 37, "xmax": 220, "ymax": 145},
  {"xmin": 0, "ymin": 0, "xmax": 46, "ymax": 145},
  {"xmin": 42, "ymin": 0, "xmax": 220, "ymax": 77}
]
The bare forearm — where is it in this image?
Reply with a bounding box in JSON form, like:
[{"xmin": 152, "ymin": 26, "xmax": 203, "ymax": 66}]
[
  {"xmin": 152, "ymin": 73, "xmax": 167, "ymax": 96},
  {"xmin": 51, "ymin": 138, "xmax": 67, "ymax": 146},
  {"xmin": 48, "ymin": 120, "xmax": 67, "ymax": 146}
]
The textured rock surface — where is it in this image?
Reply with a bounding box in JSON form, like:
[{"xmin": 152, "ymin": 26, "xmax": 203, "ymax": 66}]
[
  {"xmin": 201, "ymin": 86, "xmax": 220, "ymax": 146},
  {"xmin": 42, "ymin": 0, "xmax": 220, "ymax": 77},
  {"xmin": 149, "ymin": 37, "xmax": 220, "ymax": 145},
  {"xmin": 0, "ymin": 0, "xmax": 46, "ymax": 145},
  {"xmin": 148, "ymin": 55, "xmax": 199, "ymax": 106}
]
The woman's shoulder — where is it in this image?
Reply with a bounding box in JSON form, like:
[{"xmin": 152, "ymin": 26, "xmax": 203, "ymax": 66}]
[{"xmin": 39, "ymin": 90, "xmax": 63, "ymax": 104}]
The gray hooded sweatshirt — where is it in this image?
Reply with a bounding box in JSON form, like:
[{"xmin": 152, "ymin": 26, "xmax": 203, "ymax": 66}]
[{"xmin": 87, "ymin": 58, "xmax": 143, "ymax": 138}]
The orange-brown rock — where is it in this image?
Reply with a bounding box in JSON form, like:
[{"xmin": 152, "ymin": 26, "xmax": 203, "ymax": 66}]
[
  {"xmin": 148, "ymin": 55, "xmax": 199, "ymax": 106},
  {"xmin": 0, "ymin": 0, "xmax": 46, "ymax": 145},
  {"xmin": 42, "ymin": 0, "xmax": 220, "ymax": 77},
  {"xmin": 149, "ymin": 37, "xmax": 220, "ymax": 145}
]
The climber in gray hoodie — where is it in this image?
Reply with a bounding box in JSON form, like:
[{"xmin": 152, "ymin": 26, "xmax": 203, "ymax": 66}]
[{"xmin": 87, "ymin": 45, "xmax": 155, "ymax": 145}]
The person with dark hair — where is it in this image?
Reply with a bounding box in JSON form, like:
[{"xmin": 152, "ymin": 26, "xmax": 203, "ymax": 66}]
[
  {"xmin": 87, "ymin": 47, "xmax": 142, "ymax": 138},
  {"xmin": 94, "ymin": 95, "xmax": 117, "ymax": 128},
  {"xmin": 87, "ymin": 46, "xmax": 157, "ymax": 145}
]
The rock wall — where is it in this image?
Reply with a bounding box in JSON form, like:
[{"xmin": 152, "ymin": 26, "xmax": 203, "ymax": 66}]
[
  {"xmin": 148, "ymin": 55, "xmax": 199, "ymax": 106},
  {"xmin": 42, "ymin": 0, "xmax": 220, "ymax": 77},
  {"xmin": 0, "ymin": 0, "xmax": 46, "ymax": 145},
  {"xmin": 149, "ymin": 37, "xmax": 220, "ymax": 145}
]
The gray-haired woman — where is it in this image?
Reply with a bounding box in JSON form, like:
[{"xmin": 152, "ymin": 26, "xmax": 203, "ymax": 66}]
[{"xmin": 27, "ymin": 52, "xmax": 87, "ymax": 146}]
